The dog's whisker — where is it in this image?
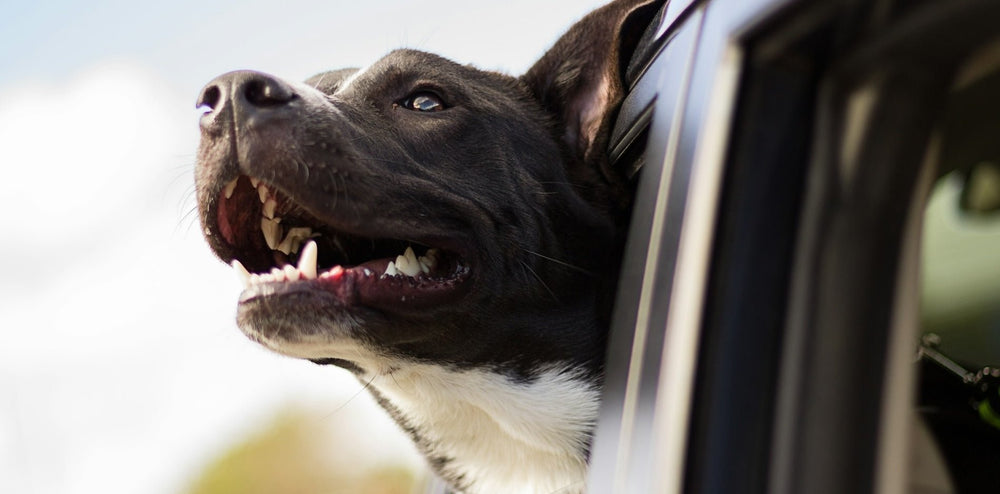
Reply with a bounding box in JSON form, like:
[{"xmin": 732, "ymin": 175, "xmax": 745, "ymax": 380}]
[
  {"xmin": 322, "ymin": 373, "xmax": 377, "ymax": 420},
  {"xmin": 524, "ymin": 249, "xmax": 596, "ymax": 277},
  {"xmin": 519, "ymin": 260, "xmax": 560, "ymax": 304},
  {"xmin": 175, "ymin": 206, "xmax": 200, "ymax": 234},
  {"xmin": 388, "ymin": 370, "xmax": 402, "ymax": 389}
]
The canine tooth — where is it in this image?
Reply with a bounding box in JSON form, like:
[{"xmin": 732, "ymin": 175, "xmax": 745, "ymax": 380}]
[
  {"xmin": 261, "ymin": 218, "xmax": 283, "ymax": 249},
  {"xmin": 250, "ymin": 177, "xmax": 260, "ymax": 187},
  {"xmin": 257, "ymin": 184, "xmax": 269, "ymax": 203},
  {"xmin": 283, "ymin": 264, "xmax": 300, "ymax": 281},
  {"xmin": 297, "ymin": 240, "xmax": 318, "ymax": 279},
  {"xmin": 263, "ymin": 198, "xmax": 277, "ymax": 219},
  {"xmin": 231, "ymin": 259, "xmax": 251, "ymax": 288},
  {"xmin": 384, "ymin": 261, "xmax": 399, "ymax": 277},
  {"xmin": 223, "ymin": 178, "xmax": 239, "ymax": 199}
]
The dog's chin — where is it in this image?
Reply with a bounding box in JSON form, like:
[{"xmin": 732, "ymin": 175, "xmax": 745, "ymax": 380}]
[{"xmin": 234, "ymin": 295, "xmax": 374, "ymax": 366}]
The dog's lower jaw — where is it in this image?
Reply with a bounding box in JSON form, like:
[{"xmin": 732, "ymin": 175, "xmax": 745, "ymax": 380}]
[{"xmin": 367, "ymin": 363, "xmax": 600, "ymax": 494}]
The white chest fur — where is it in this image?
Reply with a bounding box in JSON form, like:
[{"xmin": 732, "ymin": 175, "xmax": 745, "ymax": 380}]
[{"xmin": 369, "ymin": 364, "xmax": 601, "ymax": 494}]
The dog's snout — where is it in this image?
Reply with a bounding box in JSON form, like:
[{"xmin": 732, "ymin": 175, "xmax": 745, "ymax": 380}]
[{"xmin": 197, "ymin": 70, "xmax": 297, "ymax": 132}]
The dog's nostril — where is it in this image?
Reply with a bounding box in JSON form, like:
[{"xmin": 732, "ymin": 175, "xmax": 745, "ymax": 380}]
[
  {"xmin": 197, "ymin": 85, "xmax": 221, "ymax": 113},
  {"xmin": 243, "ymin": 77, "xmax": 295, "ymax": 108}
]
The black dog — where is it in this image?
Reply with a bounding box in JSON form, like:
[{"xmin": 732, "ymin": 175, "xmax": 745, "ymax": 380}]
[{"xmin": 194, "ymin": 0, "xmax": 659, "ymax": 491}]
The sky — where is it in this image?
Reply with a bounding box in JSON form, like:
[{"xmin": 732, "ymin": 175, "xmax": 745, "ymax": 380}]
[{"xmin": 0, "ymin": 1, "xmax": 608, "ymax": 493}]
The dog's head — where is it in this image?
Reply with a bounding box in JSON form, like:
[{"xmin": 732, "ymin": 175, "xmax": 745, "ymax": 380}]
[{"xmin": 194, "ymin": 0, "xmax": 657, "ymax": 379}]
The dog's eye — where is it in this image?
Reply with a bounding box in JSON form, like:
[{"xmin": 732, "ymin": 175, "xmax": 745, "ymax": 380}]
[{"xmin": 402, "ymin": 92, "xmax": 446, "ymax": 112}]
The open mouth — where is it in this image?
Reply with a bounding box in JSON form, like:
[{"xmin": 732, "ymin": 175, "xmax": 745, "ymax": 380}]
[{"xmin": 211, "ymin": 175, "xmax": 471, "ymax": 310}]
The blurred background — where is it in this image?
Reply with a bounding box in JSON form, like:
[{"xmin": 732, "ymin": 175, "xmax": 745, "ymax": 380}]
[{"xmin": 0, "ymin": 1, "xmax": 607, "ymax": 492}]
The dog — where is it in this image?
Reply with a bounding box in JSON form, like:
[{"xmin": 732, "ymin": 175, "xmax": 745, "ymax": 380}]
[{"xmin": 194, "ymin": 0, "xmax": 660, "ymax": 492}]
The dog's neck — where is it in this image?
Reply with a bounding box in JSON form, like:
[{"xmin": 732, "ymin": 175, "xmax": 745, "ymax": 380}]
[{"xmin": 364, "ymin": 363, "xmax": 600, "ymax": 494}]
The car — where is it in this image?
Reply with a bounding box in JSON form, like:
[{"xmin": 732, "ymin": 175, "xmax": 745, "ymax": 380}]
[{"xmin": 585, "ymin": 0, "xmax": 1000, "ymax": 493}]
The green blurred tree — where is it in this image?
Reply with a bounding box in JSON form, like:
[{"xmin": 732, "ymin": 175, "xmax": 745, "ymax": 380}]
[{"xmin": 184, "ymin": 407, "xmax": 418, "ymax": 494}]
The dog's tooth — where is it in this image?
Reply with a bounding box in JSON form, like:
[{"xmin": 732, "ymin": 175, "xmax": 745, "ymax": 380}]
[
  {"xmin": 404, "ymin": 246, "xmax": 418, "ymax": 265},
  {"xmin": 261, "ymin": 218, "xmax": 283, "ymax": 250},
  {"xmin": 250, "ymin": 273, "xmax": 261, "ymax": 285},
  {"xmin": 297, "ymin": 240, "xmax": 318, "ymax": 279},
  {"xmin": 384, "ymin": 261, "xmax": 399, "ymax": 277},
  {"xmin": 223, "ymin": 178, "xmax": 239, "ymax": 199},
  {"xmin": 395, "ymin": 252, "xmax": 422, "ymax": 277},
  {"xmin": 270, "ymin": 267, "xmax": 286, "ymax": 282},
  {"xmin": 231, "ymin": 259, "xmax": 251, "ymax": 288},
  {"xmin": 276, "ymin": 227, "xmax": 312, "ymax": 255},
  {"xmin": 417, "ymin": 248, "xmax": 439, "ymax": 273},
  {"xmin": 263, "ymin": 198, "xmax": 277, "ymax": 219},
  {"xmin": 283, "ymin": 264, "xmax": 300, "ymax": 281},
  {"xmin": 257, "ymin": 184, "xmax": 269, "ymax": 203},
  {"xmin": 250, "ymin": 177, "xmax": 260, "ymax": 188}
]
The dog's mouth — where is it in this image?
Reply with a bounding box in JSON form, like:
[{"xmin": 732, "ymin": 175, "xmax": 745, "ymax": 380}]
[{"xmin": 210, "ymin": 175, "xmax": 471, "ymax": 312}]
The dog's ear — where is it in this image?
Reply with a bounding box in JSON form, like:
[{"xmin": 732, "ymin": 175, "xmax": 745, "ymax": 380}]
[{"xmin": 522, "ymin": 0, "xmax": 662, "ymax": 173}]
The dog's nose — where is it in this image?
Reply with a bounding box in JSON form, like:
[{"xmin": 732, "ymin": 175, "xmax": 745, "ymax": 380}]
[{"xmin": 196, "ymin": 70, "xmax": 296, "ymax": 132}]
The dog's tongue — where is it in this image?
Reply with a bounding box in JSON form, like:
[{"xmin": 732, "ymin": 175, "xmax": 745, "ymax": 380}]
[{"xmin": 232, "ymin": 241, "xmax": 470, "ymax": 312}]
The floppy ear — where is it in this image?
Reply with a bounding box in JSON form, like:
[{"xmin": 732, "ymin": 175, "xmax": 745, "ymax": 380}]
[{"xmin": 522, "ymin": 0, "xmax": 662, "ymax": 174}]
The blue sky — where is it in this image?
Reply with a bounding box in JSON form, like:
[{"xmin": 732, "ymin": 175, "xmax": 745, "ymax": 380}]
[
  {"xmin": 0, "ymin": 1, "xmax": 607, "ymax": 493},
  {"xmin": 1, "ymin": 0, "xmax": 608, "ymax": 92}
]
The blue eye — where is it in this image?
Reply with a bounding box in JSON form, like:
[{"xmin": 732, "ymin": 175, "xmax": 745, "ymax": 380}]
[{"xmin": 403, "ymin": 92, "xmax": 446, "ymax": 112}]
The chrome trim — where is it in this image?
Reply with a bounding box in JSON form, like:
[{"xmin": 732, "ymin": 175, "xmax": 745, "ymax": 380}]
[{"xmin": 649, "ymin": 39, "xmax": 745, "ymax": 494}]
